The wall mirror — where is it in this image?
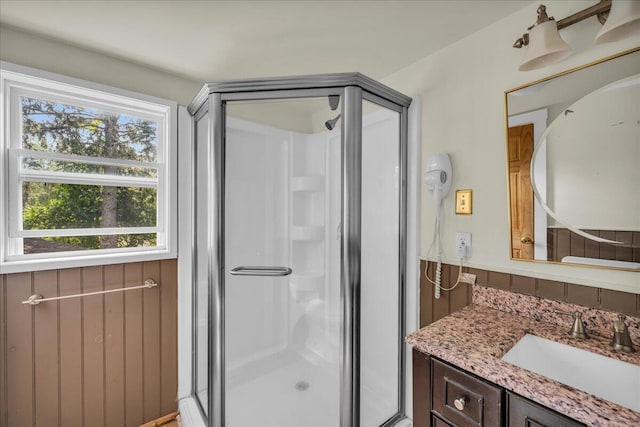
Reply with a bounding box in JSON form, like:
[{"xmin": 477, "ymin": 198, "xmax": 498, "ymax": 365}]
[{"xmin": 505, "ymin": 47, "xmax": 639, "ymax": 272}]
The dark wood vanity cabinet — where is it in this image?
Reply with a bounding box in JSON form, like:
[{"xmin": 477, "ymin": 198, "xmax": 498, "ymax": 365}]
[
  {"xmin": 413, "ymin": 349, "xmax": 585, "ymax": 427},
  {"xmin": 413, "ymin": 348, "xmax": 433, "ymax": 427}
]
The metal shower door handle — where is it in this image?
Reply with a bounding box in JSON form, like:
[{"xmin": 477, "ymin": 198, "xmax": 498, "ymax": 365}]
[{"xmin": 230, "ymin": 266, "xmax": 292, "ymax": 277}]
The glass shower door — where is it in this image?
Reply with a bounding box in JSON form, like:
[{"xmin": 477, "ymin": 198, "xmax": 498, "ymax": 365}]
[
  {"xmin": 223, "ymin": 96, "xmax": 342, "ymax": 427},
  {"xmin": 360, "ymin": 98, "xmax": 402, "ymax": 427}
]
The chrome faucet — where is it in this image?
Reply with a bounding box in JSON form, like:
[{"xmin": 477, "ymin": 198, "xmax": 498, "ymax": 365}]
[
  {"xmin": 556, "ymin": 310, "xmax": 588, "ymax": 339},
  {"xmin": 611, "ymin": 314, "xmax": 636, "ymax": 353}
]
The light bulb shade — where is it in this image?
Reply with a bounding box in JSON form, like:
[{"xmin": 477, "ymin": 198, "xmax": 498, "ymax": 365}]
[
  {"xmin": 519, "ymin": 20, "xmax": 572, "ymax": 71},
  {"xmin": 595, "ymin": 0, "xmax": 640, "ymax": 44}
]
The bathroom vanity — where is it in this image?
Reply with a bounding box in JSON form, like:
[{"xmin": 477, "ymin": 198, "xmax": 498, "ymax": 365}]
[
  {"xmin": 407, "ymin": 285, "xmax": 640, "ymax": 427},
  {"xmin": 413, "ymin": 351, "xmax": 583, "ymax": 427}
]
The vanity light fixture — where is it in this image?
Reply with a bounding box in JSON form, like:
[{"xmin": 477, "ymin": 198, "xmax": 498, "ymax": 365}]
[
  {"xmin": 513, "ymin": 0, "xmax": 640, "ymax": 71},
  {"xmin": 595, "ymin": 0, "xmax": 640, "ymax": 44},
  {"xmin": 515, "ymin": 5, "xmax": 572, "ymax": 71}
]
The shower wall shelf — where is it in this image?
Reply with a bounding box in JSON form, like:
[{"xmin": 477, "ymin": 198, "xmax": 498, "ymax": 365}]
[
  {"xmin": 291, "ymin": 225, "xmax": 324, "ymax": 241},
  {"xmin": 289, "ymin": 131, "xmax": 329, "ymax": 307},
  {"xmin": 291, "ymin": 176, "xmax": 325, "ymax": 192},
  {"xmin": 289, "ymin": 272, "xmax": 325, "ymax": 302},
  {"xmin": 290, "ymin": 272, "xmax": 325, "ymax": 287}
]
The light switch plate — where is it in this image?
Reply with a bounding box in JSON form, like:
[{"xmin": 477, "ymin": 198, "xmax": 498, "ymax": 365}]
[{"xmin": 456, "ymin": 189, "xmax": 472, "ymax": 214}]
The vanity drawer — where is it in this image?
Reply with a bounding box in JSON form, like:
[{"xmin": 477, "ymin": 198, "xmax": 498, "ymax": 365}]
[
  {"xmin": 432, "ymin": 358, "xmax": 502, "ymax": 427},
  {"xmin": 507, "ymin": 392, "xmax": 585, "ymax": 427}
]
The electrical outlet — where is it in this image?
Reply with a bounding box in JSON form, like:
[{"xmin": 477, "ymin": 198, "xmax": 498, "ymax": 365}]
[
  {"xmin": 456, "ymin": 232, "xmax": 471, "ymax": 258},
  {"xmin": 460, "ymin": 272, "xmax": 476, "ymax": 284}
]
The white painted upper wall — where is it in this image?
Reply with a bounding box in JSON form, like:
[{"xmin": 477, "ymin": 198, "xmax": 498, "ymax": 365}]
[
  {"xmin": 380, "ymin": 1, "xmax": 640, "ymax": 293},
  {"xmin": 0, "ymin": 25, "xmax": 201, "ymax": 105}
]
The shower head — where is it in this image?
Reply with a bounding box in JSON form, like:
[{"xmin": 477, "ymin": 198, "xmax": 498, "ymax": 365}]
[
  {"xmin": 328, "ymin": 95, "xmax": 340, "ymax": 111},
  {"xmin": 325, "ymin": 114, "xmax": 341, "ymax": 131}
]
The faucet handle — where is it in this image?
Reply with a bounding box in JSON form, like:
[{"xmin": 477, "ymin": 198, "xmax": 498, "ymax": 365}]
[
  {"xmin": 611, "ymin": 314, "xmax": 636, "ymax": 353},
  {"xmin": 555, "ymin": 310, "xmax": 588, "ymax": 339},
  {"xmin": 613, "ymin": 314, "xmax": 628, "ymax": 332}
]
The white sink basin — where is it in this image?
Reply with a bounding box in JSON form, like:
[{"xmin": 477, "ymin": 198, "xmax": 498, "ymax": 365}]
[{"xmin": 502, "ymin": 334, "xmax": 640, "ymax": 411}]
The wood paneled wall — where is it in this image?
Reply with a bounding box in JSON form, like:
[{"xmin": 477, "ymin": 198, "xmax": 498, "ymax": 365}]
[
  {"xmin": 547, "ymin": 228, "xmax": 640, "ymax": 263},
  {"xmin": 420, "ymin": 260, "xmax": 640, "ymax": 328},
  {"xmin": 0, "ymin": 259, "xmax": 178, "ymax": 427}
]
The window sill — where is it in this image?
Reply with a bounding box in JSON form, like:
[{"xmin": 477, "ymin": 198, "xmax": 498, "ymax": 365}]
[{"xmin": 0, "ymin": 248, "xmax": 177, "ymax": 274}]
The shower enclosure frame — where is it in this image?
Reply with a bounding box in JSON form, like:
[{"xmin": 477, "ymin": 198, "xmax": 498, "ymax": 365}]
[{"xmin": 186, "ymin": 73, "xmax": 412, "ymax": 427}]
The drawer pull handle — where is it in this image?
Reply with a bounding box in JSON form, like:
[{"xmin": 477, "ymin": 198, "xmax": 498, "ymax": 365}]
[{"xmin": 454, "ymin": 396, "xmax": 467, "ymax": 411}]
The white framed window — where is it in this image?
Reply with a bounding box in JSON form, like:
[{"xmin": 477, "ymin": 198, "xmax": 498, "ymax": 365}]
[{"xmin": 0, "ymin": 62, "xmax": 177, "ymax": 273}]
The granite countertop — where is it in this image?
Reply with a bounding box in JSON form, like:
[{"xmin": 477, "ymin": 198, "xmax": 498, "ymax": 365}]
[{"xmin": 406, "ymin": 286, "xmax": 640, "ymax": 427}]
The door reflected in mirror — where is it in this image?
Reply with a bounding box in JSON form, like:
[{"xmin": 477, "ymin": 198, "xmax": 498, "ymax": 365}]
[{"xmin": 505, "ymin": 47, "xmax": 640, "ymax": 272}]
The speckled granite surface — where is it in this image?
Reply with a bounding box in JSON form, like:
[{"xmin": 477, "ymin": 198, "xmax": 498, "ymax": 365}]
[
  {"xmin": 406, "ymin": 285, "xmax": 640, "ymax": 427},
  {"xmin": 473, "ymin": 285, "xmax": 640, "ymax": 344}
]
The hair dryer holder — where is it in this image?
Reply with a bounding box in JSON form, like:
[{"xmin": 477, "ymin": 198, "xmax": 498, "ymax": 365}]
[{"xmin": 423, "ymin": 153, "xmax": 452, "ymax": 217}]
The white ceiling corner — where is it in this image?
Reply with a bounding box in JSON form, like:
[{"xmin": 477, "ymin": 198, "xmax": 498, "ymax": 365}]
[{"xmin": 0, "ymin": 0, "xmax": 532, "ymax": 82}]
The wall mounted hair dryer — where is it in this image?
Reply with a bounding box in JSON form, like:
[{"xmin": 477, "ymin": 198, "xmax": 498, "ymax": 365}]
[
  {"xmin": 423, "ymin": 153, "xmax": 452, "ymax": 217},
  {"xmin": 423, "ymin": 153, "xmax": 453, "ymax": 299}
]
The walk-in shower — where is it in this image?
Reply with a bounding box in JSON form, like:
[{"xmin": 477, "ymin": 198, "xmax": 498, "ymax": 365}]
[{"xmin": 184, "ymin": 74, "xmax": 412, "ymax": 427}]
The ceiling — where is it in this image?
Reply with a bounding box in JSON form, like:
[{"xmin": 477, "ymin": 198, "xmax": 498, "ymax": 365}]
[{"xmin": 0, "ymin": 1, "xmax": 531, "ymax": 83}]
